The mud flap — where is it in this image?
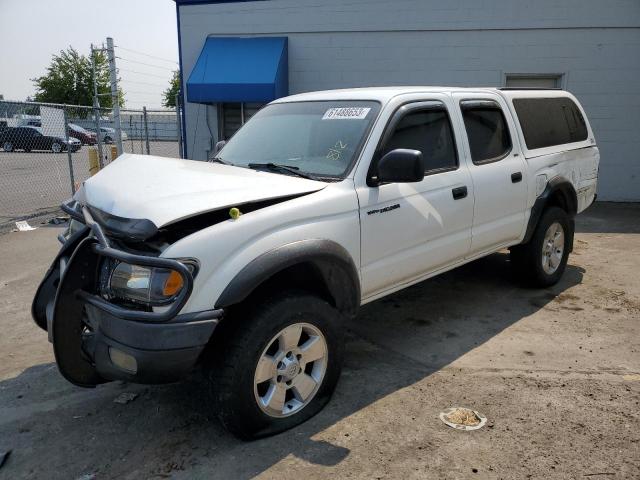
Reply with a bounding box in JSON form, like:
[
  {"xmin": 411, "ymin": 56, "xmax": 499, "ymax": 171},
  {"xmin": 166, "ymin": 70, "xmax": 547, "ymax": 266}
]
[
  {"xmin": 51, "ymin": 237, "xmax": 106, "ymax": 387},
  {"xmin": 31, "ymin": 226, "xmax": 89, "ymax": 331}
]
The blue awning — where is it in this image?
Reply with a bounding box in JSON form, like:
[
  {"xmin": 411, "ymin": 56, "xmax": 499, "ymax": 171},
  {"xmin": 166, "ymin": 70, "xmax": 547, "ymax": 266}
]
[{"xmin": 186, "ymin": 37, "xmax": 288, "ymax": 103}]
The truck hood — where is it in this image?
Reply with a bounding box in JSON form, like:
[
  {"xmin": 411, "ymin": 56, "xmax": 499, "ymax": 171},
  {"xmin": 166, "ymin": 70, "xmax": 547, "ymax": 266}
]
[{"xmin": 80, "ymin": 154, "xmax": 327, "ymax": 227}]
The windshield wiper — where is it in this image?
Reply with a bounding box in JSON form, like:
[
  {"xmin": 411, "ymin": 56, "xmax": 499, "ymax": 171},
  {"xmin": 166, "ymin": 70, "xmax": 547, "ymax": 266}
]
[{"xmin": 247, "ymin": 162, "xmax": 318, "ymax": 180}]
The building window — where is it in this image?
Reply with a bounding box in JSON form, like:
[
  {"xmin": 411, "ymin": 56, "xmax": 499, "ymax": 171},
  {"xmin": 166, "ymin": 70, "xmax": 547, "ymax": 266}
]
[
  {"xmin": 505, "ymin": 74, "xmax": 562, "ymax": 89},
  {"xmin": 220, "ymin": 102, "xmax": 264, "ymax": 140}
]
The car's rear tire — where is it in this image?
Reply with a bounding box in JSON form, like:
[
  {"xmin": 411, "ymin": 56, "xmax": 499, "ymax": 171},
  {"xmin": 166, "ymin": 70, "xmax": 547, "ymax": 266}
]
[
  {"xmin": 51, "ymin": 142, "xmax": 62, "ymax": 153},
  {"xmin": 3, "ymin": 141, "xmax": 13, "ymax": 152},
  {"xmin": 511, "ymin": 206, "xmax": 572, "ymax": 287},
  {"xmin": 206, "ymin": 292, "xmax": 344, "ymax": 440}
]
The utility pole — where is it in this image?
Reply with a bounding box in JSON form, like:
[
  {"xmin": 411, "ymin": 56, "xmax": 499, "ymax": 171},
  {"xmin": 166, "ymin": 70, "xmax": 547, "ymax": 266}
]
[
  {"xmin": 106, "ymin": 37, "xmax": 123, "ymax": 156},
  {"xmin": 90, "ymin": 43, "xmax": 104, "ymax": 168}
]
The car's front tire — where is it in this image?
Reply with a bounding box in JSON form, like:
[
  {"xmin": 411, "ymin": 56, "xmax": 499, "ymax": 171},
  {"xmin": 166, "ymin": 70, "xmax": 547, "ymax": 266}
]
[
  {"xmin": 511, "ymin": 206, "xmax": 572, "ymax": 287},
  {"xmin": 51, "ymin": 142, "xmax": 62, "ymax": 153},
  {"xmin": 207, "ymin": 292, "xmax": 344, "ymax": 440}
]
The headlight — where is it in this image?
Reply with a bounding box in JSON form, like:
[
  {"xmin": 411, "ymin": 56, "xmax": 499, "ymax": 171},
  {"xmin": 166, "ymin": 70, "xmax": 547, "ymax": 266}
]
[{"xmin": 106, "ymin": 260, "xmax": 196, "ymax": 306}]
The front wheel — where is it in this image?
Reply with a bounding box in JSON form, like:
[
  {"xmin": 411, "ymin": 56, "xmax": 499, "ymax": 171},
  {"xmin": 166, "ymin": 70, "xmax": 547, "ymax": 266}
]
[
  {"xmin": 51, "ymin": 142, "xmax": 62, "ymax": 153},
  {"xmin": 511, "ymin": 206, "xmax": 572, "ymax": 287},
  {"xmin": 207, "ymin": 293, "xmax": 344, "ymax": 439}
]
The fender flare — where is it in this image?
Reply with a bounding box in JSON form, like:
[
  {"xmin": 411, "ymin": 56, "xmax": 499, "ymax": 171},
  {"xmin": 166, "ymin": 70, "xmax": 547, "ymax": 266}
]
[
  {"xmin": 523, "ymin": 176, "xmax": 577, "ymax": 247},
  {"xmin": 215, "ymin": 239, "xmax": 361, "ymax": 317}
]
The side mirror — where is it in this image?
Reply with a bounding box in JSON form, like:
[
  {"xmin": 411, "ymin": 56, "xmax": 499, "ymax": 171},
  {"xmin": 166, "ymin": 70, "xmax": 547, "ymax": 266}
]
[
  {"xmin": 213, "ymin": 140, "xmax": 226, "ymax": 155},
  {"xmin": 375, "ymin": 149, "xmax": 424, "ymax": 184}
]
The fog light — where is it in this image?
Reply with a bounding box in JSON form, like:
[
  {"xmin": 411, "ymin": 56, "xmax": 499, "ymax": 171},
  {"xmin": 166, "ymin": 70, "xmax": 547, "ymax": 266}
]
[{"xmin": 109, "ymin": 347, "xmax": 138, "ymax": 374}]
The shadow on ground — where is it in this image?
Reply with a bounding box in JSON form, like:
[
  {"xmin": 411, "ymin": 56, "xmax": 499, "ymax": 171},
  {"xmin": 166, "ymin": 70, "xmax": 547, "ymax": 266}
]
[{"xmin": 0, "ymin": 252, "xmax": 584, "ymax": 479}]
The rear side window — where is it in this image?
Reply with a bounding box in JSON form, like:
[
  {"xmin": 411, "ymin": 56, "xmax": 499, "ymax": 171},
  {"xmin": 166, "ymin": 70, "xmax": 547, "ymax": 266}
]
[
  {"xmin": 460, "ymin": 101, "xmax": 512, "ymax": 164},
  {"xmin": 512, "ymin": 97, "xmax": 588, "ymax": 150},
  {"xmin": 381, "ymin": 107, "xmax": 458, "ymax": 174}
]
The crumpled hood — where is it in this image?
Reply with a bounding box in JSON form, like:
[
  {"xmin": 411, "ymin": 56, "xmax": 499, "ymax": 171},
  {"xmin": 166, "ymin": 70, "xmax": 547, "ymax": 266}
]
[{"xmin": 80, "ymin": 154, "xmax": 327, "ymax": 227}]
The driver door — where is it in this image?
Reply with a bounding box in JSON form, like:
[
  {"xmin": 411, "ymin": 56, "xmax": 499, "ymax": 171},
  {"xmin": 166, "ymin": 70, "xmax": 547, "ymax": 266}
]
[{"xmin": 357, "ymin": 97, "xmax": 474, "ymax": 299}]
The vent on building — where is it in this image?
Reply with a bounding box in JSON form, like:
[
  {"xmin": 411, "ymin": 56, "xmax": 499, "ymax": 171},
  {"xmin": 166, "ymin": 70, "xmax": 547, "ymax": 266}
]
[{"xmin": 505, "ymin": 74, "xmax": 562, "ymax": 89}]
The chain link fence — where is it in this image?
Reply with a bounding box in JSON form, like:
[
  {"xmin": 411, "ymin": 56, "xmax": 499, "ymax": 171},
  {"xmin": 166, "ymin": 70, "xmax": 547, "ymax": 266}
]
[{"xmin": 0, "ymin": 100, "xmax": 183, "ymax": 232}]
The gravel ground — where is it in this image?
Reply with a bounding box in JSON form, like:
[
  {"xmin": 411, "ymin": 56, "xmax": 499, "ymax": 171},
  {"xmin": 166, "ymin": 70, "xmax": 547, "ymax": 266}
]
[{"xmin": 0, "ymin": 202, "xmax": 638, "ymax": 479}]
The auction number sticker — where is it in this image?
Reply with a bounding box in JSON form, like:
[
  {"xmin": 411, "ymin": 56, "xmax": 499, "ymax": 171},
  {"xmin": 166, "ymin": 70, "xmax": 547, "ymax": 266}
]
[{"xmin": 322, "ymin": 107, "xmax": 371, "ymax": 120}]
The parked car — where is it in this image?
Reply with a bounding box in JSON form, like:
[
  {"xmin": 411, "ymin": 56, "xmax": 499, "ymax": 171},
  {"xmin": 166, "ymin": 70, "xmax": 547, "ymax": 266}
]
[
  {"xmin": 95, "ymin": 126, "xmax": 128, "ymax": 143},
  {"xmin": 33, "ymin": 87, "xmax": 598, "ymax": 439},
  {"xmin": 68, "ymin": 123, "xmax": 97, "ymax": 145},
  {"xmin": 1, "ymin": 126, "xmax": 81, "ymax": 153}
]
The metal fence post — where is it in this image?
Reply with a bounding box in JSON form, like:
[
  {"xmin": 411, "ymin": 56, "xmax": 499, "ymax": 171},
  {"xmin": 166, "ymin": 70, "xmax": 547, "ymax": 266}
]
[
  {"xmin": 175, "ymin": 94, "xmax": 183, "ymax": 158},
  {"xmin": 143, "ymin": 107, "xmax": 150, "ymax": 154},
  {"xmin": 62, "ymin": 108, "xmax": 76, "ymax": 195}
]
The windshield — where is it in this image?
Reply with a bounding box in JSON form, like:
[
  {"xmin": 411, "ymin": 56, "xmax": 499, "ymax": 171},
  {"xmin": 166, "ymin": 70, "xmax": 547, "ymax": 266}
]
[{"xmin": 217, "ymin": 101, "xmax": 380, "ymax": 179}]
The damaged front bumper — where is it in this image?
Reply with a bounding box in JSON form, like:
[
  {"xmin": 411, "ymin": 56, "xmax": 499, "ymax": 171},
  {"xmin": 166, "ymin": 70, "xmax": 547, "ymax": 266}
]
[{"xmin": 31, "ymin": 200, "xmax": 223, "ymax": 387}]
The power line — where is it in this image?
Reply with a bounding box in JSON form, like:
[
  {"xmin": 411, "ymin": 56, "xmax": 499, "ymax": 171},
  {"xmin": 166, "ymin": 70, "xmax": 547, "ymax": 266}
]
[
  {"xmin": 115, "ymin": 45, "xmax": 178, "ymax": 65},
  {"xmin": 120, "ymin": 79, "xmax": 168, "ymax": 88},
  {"xmin": 117, "ymin": 68, "xmax": 171, "ymax": 80},
  {"xmin": 116, "ymin": 57, "xmax": 176, "ymax": 71}
]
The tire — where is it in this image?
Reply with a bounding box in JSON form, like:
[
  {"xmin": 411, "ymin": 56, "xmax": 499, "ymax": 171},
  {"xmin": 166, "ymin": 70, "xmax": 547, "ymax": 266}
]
[
  {"xmin": 207, "ymin": 292, "xmax": 345, "ymax": 440},
  {"xmin": 51, "ymin": 142, "xmax": 62, "ymax": 153},
  {"xmin": 511, "ymin": 206, "xmax": 572, "ymax": 287},
  {"xmin": 2, "ymin": 141, "xmax": 13, "ymax": 152},
  {"xmin": 104, "ymin": 136, "xmax": 112, "ymax": 144}
]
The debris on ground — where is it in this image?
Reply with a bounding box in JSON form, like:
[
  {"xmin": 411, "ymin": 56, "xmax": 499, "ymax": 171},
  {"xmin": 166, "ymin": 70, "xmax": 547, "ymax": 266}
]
[
  {"xmin": 439, "ymin": 407, "xmax": 487, "ymax": 431},
  {"xmin": 14, "ymin": 221, "xmax": 36, "ymax": 232},
  {"xmin": 75, "ymin": 473, "xmax": 96, "ymax": 480},
  {"xmin": 113, "ymin": 392, "xmax": 139, "ymax": 405},
  {"xmin": 47, "ymin": 216, "xmax": 69, "ymax": 225},
  {"xmin": 0, "ymin": 450, "xmax": 12, "ymax": 469}
]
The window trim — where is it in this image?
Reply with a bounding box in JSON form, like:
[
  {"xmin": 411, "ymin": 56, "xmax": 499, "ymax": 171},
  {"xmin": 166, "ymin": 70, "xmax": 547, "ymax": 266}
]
[
  {"xmin": 367, "ymin": 100, "xmax": 459, "ymax": 187},
  {"xmin": 459, "ymin": 99, "xmax": 513, "ymax": 166}
]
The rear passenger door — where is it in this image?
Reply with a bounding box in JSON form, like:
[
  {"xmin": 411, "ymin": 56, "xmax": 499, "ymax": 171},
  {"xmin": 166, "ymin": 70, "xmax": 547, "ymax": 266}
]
[{"xmin": 452, "ymin": 93, "xmax": 528, "ymax": 256}]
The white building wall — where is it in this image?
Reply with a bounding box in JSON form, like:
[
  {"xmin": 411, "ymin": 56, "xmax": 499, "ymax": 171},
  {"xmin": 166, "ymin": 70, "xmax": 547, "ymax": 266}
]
[{"xmin": 178, "ymin": 0, "xmax": 640, "ymax": 201}]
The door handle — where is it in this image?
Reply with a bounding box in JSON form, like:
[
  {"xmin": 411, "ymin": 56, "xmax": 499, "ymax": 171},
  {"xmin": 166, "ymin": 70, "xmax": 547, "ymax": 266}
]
[
  {"xmin": 452, "ymin": 186, "xmax": 467, "ymax": 200},
  {"xmin": 511, "ymin": 172, "xmax": 523, "ymax": 183}
]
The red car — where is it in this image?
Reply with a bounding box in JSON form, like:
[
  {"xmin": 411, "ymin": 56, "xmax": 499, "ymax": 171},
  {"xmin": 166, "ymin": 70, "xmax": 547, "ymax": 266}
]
[{"xmin": 68, "ymin": 123, "xmax": 97, "ymax": 145}]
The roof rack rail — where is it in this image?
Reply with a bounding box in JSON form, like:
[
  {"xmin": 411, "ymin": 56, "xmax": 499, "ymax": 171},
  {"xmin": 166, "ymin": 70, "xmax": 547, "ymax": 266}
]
[{"xmin": 499, "ymin": 87, "xmax": 563, "ymax": 90}]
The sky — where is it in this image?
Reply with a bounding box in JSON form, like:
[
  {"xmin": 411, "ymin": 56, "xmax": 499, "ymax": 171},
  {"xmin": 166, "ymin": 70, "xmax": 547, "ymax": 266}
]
[{"xmin": 0, "ymin": 0, "xmax": 179, "ymax": 109}]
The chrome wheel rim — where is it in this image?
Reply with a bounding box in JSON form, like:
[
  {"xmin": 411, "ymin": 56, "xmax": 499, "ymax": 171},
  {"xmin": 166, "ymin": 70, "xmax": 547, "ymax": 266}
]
[
  {"xmin": 253, "ymin": 322, "xmax": 328, "ymax": 418},
  {"xmin": 3, "ymin": 142, "xmax": 12, "ymax": 151},
  {"xmin": 542, "ymin": 221, "xmax": 564, "ymax": 275},
  {"xmin": 52, "ymin": 143, "xmax": 61, "ymax": 153}
]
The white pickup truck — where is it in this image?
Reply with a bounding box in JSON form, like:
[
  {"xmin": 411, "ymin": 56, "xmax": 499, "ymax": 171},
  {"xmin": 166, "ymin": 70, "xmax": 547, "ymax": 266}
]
[{"xmin": 32, "ymin": 87, "xmax": 599, "ymax": 439}]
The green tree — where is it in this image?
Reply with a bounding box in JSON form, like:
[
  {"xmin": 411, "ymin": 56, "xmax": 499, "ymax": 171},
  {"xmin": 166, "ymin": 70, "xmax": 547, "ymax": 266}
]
[
  {"xmin": 162, "ymin": 70, "xmax": 181, "ymax": 108},
  {"xmin": 32, "ymin": 46, "xmax": 124, "ymax": 108}
]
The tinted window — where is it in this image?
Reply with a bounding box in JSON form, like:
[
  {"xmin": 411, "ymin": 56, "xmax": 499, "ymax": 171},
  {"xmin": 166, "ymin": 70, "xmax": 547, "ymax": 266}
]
[
  {"xmin": 381, "ymin": 107, "xmax": 457, "ymax": 173},
  {"xmin": 512, "ymin": 97, "xmax": 588, "ymax": 150},
  {"xmin": 461, "ymin": 101, "xmax": 512, "ymax": 164}
]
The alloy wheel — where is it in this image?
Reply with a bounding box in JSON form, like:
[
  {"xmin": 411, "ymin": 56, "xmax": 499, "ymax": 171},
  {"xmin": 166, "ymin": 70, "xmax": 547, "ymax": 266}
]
[
  {"xmin": 541, "ymin": 221, "xmax": 565, "ymax": 275},
  {"xmin": 253, "ymin": 322, "xmax": 328, "ymax": 418}
]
